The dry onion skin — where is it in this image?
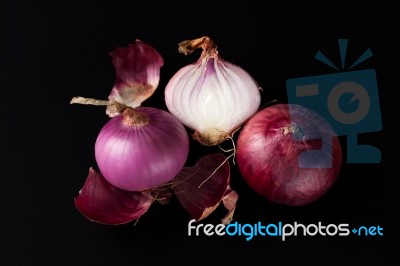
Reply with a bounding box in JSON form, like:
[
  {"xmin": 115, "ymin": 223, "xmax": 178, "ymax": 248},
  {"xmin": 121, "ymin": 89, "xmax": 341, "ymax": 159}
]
[
  {"xmin": 74, "ymin": 168, "xmax": 154, "ymax": 225},
  {"xmin": 108, "ymin": 39, "xmax": 164, "ymax": 110},
  {"xmin": 172, "ymin": 153, "xmax": 237, "ymax": 225}
]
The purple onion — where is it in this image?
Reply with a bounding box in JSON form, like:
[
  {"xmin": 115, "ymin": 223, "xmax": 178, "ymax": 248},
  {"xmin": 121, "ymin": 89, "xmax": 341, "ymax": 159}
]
[{"xmin": 95, "ymin": 107, "xmax": 189, "ymax": 192}]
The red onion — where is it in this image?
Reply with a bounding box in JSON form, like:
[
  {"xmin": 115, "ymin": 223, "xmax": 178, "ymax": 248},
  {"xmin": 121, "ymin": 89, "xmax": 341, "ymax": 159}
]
[
  {"xmin": 74, "ymin": 168, "xmax": 153, "ymax": 225},
  {"xmin": 95, "ymin": 107, "xmax": 189, "ymax": 192},
  {"xmin": 165, "ymin": 36, "xmax": 261, "ymax": 145},
  {"xmin": 236, "ymin": 104, "xmax": 342, "ymax": 206}
]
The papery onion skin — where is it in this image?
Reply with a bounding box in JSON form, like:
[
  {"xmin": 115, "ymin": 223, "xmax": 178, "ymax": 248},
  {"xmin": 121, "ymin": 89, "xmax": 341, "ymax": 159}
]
[
  {"xmin": 74, "ymin": 168, "xmax": 153, "ymax": 225},
  {"xmin": 236, "ymin": 104, "xmax": 342, "ymax": 206},
  {"xmin": 165, "ymin": 48, "xmax": 261, "ymax": 145},
  {"xmin": 108, "ymin": 40, "xmax": 164, "ymax": 109},
  {"xmin": 173, "ymin": 153, "xmax": 237, "ymax": 223},
  {"xmin": 95, "ymin": 107, "xmax": 189, "ymax": 192}
]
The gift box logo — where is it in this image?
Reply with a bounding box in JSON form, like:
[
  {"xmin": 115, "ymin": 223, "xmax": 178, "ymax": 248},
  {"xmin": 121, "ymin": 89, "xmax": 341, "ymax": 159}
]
[{"xmin": 286, "ymin": 39, "xmax": 382, "ymax": 164}]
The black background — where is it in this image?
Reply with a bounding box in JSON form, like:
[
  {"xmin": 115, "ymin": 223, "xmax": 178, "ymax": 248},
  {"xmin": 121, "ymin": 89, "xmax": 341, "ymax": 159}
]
[{"xmin": 1, "ymin": 0, "xmax": 398, "ymax": 265}]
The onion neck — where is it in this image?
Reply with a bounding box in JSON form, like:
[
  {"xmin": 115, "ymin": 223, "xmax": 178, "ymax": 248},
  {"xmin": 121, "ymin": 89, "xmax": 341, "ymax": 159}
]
[
  {"xmin": 178, "ymin": 36, "xmax": 218, "ymax": 58},
  {"xmin": 122, "ymin": 107, "xmax": 150, "ymax": 126},
  {"xmin": 70, "ymin": 96, "xmax": 127, "ymax": 118},
  {"xmin": 282, "ymin": 123, "xmax": 304, "ymax": 138}
]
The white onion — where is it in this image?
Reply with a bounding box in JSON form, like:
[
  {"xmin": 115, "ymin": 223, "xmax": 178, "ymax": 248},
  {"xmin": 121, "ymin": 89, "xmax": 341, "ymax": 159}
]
[{"xmin": 165, "ymin": 37, "xmax": 261, "ymax": 145}]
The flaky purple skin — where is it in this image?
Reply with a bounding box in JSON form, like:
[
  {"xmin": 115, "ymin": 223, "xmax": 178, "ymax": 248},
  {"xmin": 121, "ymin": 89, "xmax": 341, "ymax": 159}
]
[
  {"xmin": 173, "ymin": 153, "xmax": 230, "ymax": 220},
  {"xmin": 108, "ymin": 40, "xmax": 164, "ymax": 108},
  {"xmin": 74, "ymin": 168, "xmax": 153, "ymax": 225}
]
